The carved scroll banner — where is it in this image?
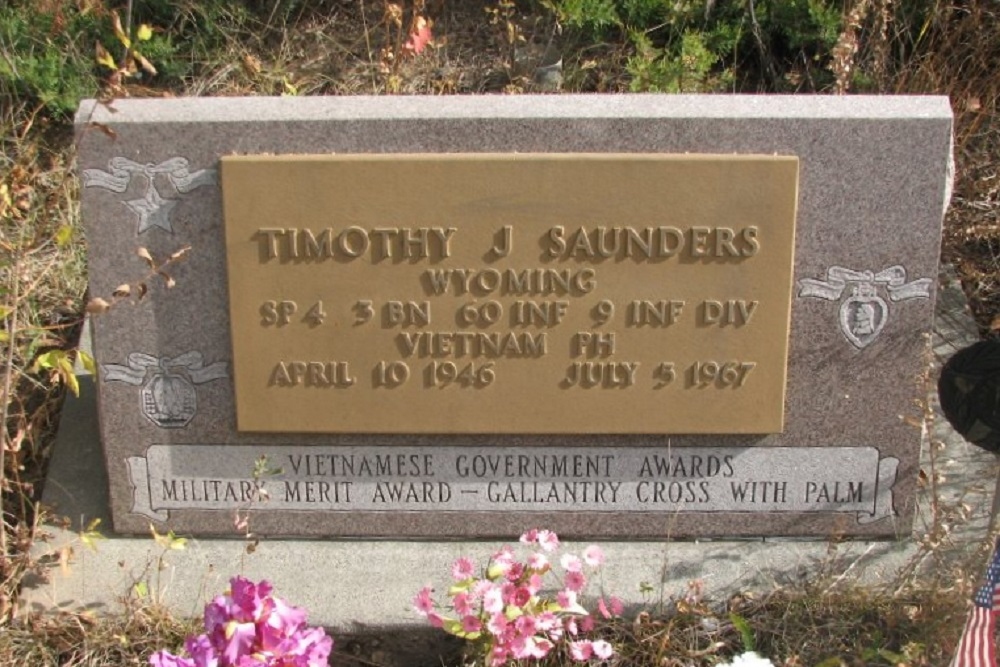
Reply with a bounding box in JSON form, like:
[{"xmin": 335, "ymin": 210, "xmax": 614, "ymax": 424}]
[{"xmin": 127, "ymin": 445, "xmax": 897, "ymax": 526}]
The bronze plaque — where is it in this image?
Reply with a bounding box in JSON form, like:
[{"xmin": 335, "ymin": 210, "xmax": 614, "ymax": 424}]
[{"xmin": 221, "ymin": 154, "xmax": 798, "ymax": 434}]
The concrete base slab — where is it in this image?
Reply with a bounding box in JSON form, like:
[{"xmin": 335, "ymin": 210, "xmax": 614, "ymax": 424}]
[{"xmin": 18, "ymin": 268, "xmax": 998, "ymax": 666}]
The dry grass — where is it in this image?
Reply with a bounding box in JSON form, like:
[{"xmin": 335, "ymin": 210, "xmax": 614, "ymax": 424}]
[
  {"xmin": 0, "ymin": 98, "xmax": 87, "ymax": 622},
  {"xmin": 1, "ymin": 0, "xmax": 1000, "ymax": 665},
  {"xmin": 886, "ymin": 2, "xmax": 1000, "ymax": 336},
  {"xmin": 0, "ymin": 604, "xmax": 198, "ymax": 667}
]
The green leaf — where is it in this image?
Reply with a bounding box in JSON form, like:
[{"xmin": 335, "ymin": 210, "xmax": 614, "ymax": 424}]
[
  {"xmin": 95, "ymin": 41, "xmax": 117, "ymax": 70},
  {"xmin": 150, "ymin": 524, "xmax": 187, "ymax": 550},
  {"xmin": 78, "ymin": 350, "xmax": 97, "ymax": 375},
  {"xmin": 729, "ymin": 612, "xmax": 755, "ymax": 652},
  {"xmin": 448, "ymin": 581, "xmax": 472, "ymax": 595},
  {"xmin": 33, "ymin": 349, "xmax": 64, "ymax": 371},
  {"xmin": 54, "ymin": 225, "xmax": 73, "ymax": 247},
  {"xmin": 60, "ymin": 355, "xmax": 80, "ymax": 397},
  {"xmin": 0, "ymin": 304, "xmax": 12, "ymax": 319},
  {"xmin": 441, "ymin": 618, "xmax": 463, "ymax": 636},
  {"xmin": 80, "ymin": 518, "xmax": 105, "ymax": 551},
  {"xmin": 134, "ymin": 581, "xmax": 149, "ymax": 598},
  {"xmin": 877, "ymin": 648, "xmax": 906, "ymax": 663},
  {"xmin": 814, "ymin": 658, "xmax": 843, "ymax": 667}
]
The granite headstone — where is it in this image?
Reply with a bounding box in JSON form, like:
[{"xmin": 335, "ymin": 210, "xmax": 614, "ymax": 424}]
[{"xmin": 75, "ymin": 95, "xmax": 952, "ymax": 538}]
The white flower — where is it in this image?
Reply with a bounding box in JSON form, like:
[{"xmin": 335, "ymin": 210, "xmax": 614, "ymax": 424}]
[{"xmin": 718, "ymin": 651, "xmax": 776, "ymax": 667}]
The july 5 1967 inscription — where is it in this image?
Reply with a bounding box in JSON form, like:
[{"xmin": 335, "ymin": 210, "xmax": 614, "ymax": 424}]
[{"xmin": 221, "ymin": 154, "xmax": 799, "ymax": 434}]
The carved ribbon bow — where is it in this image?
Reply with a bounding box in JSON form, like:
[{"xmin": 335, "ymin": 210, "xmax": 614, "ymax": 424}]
[
  {"xmin": 82, "ymin": 157, "xmax": 215, "ymax": 194},
  {"xmin": 102, "ymin": 351, "xmax": 229, "ymax": 386},
  {"xmin": 797, "ymin": 265, "xmax": 931, "ymax": 301}
]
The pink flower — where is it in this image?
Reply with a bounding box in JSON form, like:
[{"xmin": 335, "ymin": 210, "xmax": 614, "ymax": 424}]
[
  {"xmin": 487, "ymin": 611, "xmax": 508, "ymax": 636},
  {"xmin": 609, "ymin": 596, "xmax": 624, "ymax": 616},
  {"xmin": 472, "ymin": 579, "xmax": 494, "ymax": 601},
  {"xmin": 505, "ymin": 562, "xmax": 525, "ymax": 581},
  {"xmin": 536, "ymin": 611, "xmax": 562, "ymax": 638},
  {"xmin": 403, "ymin": 16, "xmax": 432, "ymax": 55},
  {"xmin": 510, "ymin": 586, "xmax": 532, "ymax": 607},
  {"xmin": 597, "ymin": 596, "xmax": 625, "ymax": 619},
  {"xmin": 461, "ymin": 615, "xmax": 482, "ymax": 633},
  {"xmin": 535, "ymin": 637, "xmax": 556, "ymax": 658},
  {"xmin": 557, "ymin": 590, "xmax": 577, "ymax": 609},
  {"xmin": 564, "ymin": 571, "xmax": 586, "ymax": 592},
  {"xmin": 413, "ymin": 531, "xmax": 619, "ymax": 667},
  {"xmin": 583, "ymin": 545, "xmax": 604, "ymax": 567},
  {"xmin": 492, "ymin": 545, "xmax": 515, "ymax": 575},
  {"xmin": 483, "ymin": 586, "xmax": 504, "ymax": 614},
  {"xmin": 514, "ymin": 614, "xmax": 536, "ymax": 636},
  {"xmin": 561, "ymin": 553, "xmax": 583, "ymax": 573},
  {"xmin": 452, "ymin": 592, "xmax": 473, "ymax": 616},
  {"xmin": 527, "ymin": 552, "xmax": 549, "ymax": 571},
  {"xmin": 490, "ymin": 644, "xmax": 510, "ymax": 667},
  {"xmin": 537, "ymin": 530, "xmax": 560, "ymax": 552},
  {"xmin": 592, "ymin": 639, "xmax": 614, "ymax": 659},
  {"xmin": 413, "ymin": 586, "xmax": 434, "ymax": 616},
  {"xmin": 452, "ymin": 557, "xmax": 475, "ymax": 580},
  {"xmin": 512, "ymin": 635, "xmax": 550, "ymax": 659},
  {"xmin": 570, "ymin": 640, "xmax": 593, "ymax": 661}
]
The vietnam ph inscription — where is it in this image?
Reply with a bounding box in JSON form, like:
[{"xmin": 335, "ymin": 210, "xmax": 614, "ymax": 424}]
[{"xmin": 222, "ymin": 154, "xmax": 799, "ymax": 434}]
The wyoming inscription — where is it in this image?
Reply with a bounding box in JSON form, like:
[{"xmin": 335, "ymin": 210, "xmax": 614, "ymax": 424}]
[{"xmin": 222, "ymin": 154, "xmax": 799, "ymax": 434}]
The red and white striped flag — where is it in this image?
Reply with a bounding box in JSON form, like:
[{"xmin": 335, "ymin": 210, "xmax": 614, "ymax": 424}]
[{"xmin": 950, "ymin": 537, "xmax": 1000, "ymax": 667}]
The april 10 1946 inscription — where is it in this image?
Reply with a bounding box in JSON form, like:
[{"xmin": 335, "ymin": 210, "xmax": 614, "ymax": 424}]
[{"xmin": 221, "ymin": 154, "xmax": 799, "ymax": 434}]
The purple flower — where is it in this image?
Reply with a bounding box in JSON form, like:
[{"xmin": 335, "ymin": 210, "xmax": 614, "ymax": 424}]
[
  {"xmin": 221, "ymin": 620, "xmax": 256, "ymax": 664},
  {"xmin": 150, "ymin": 651, "xmax": 196, "ymax": 667},
  {"xmin": 185, "ymin": 634, "xmax": 218, "ymax": 667},
  {"xmin": 150, "ymin": 577, "xmax": 331, "ymax": 667}
]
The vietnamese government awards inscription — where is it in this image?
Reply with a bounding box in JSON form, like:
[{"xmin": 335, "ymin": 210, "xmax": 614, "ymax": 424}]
[{"xmin": 221, "ymin": 154, "xmax": 799, "ymax": 434}]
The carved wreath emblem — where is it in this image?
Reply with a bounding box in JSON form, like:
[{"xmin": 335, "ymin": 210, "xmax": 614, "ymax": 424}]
[
  {"xmin": 101, "ymin": 352, "xmax": 228, "ymax": 428},
  {"xmin": 797, "ymin": 266, "xmax": 931, "ymax": 349},
  {"xmin": 82, "ymin": 157, "xmax": 216, "ymax": 234}
]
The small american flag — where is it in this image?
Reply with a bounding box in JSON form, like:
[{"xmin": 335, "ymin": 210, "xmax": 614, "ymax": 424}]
[{"xmin": 950, "ymin": 538, "xmax": 1000, "ymax": 667}]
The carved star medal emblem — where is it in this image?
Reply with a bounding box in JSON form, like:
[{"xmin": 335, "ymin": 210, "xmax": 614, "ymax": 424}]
[{"xmin": 125, "ymin": 187, "xmax": 178, "ymax": 234}]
